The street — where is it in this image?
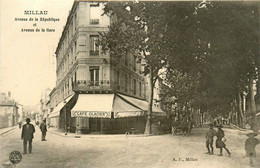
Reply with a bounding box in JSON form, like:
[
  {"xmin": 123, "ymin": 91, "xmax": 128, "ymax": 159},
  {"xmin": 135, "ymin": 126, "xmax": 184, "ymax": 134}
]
[{"xmin": 0, "ymin": 126, "xmax": 259, "ymax": 168}]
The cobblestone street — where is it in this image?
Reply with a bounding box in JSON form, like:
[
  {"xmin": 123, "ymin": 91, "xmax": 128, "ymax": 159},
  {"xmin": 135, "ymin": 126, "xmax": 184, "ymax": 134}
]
[{"xmin": 1, "ymin": 126, "xmax": 259, "ymax": 168}]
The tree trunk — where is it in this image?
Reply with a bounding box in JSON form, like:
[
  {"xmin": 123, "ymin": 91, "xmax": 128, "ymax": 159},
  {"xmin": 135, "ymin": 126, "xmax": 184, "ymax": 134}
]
[
  {"xmin": 238, "ymin": 92, "xmax": 245, "ymax": 128},
  {"xmin": 144, "ymin": 70, "xmax": 154, "ymax": 135},
  {"xmin": 249, "ymin": 77, "xmax": 258, "ymax": 133}
]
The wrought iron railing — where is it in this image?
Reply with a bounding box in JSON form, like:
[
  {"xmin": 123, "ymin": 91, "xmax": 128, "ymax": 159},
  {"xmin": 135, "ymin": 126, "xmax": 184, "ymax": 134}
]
[
  {"xmin": 90, "ymin": 50, "xmax": 99, "ymax": 56},
  {"xmin": 73, "ymin": 80, "xmax": 113, "ymax": 92}
]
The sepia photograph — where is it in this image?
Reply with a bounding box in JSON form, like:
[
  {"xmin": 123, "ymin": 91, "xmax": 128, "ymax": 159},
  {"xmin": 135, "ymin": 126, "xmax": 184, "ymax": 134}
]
[{"xmin": 0, "ymin": 0, "xmax": 260, "ymax": 167}]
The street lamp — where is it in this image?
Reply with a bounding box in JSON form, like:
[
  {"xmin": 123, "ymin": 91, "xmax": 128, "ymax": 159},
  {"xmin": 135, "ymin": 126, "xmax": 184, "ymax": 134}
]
[{"xmin": 63, "ymin": 99, "xmax": 67, "ymax": 135}]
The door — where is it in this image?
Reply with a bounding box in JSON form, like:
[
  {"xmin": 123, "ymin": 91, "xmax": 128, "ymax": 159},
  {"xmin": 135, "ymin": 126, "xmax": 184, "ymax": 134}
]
[{"xmin": 89, "ymin": 118, "xmax": 101, "ymax": 132}]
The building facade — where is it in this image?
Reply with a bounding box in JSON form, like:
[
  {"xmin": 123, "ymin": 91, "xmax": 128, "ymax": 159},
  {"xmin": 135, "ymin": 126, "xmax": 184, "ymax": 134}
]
[
  {"xmin": 40, "ymin": 88, "xmax": 51, "ymax": 121},
  {"xmin": 0, "ymin": 92, "xmax": 19, "ymax": 128},
  {"xmin": 49, "ymin": 1, "xmax": 165, "ymax": 134},
  {"xmin": 17, "ymin": 103, "xmax": 24, "ymax": 123}
]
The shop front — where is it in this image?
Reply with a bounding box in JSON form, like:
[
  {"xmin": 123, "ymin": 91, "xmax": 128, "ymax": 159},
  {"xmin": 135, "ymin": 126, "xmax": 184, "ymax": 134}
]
[
  {"xmin": 70, "ymin": 93, "xmax": 145, "ymax": 134},
  {"xmin": 49, "ymin": 94, "xmax": 75, "ymax": 129},
  {"xmin": 70, "ymin": 93, "xmax": 166, "ymax": 134}
]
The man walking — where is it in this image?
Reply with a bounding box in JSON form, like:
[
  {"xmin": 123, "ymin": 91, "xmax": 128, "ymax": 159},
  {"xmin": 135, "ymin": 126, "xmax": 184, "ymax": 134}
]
[
  {"xmin": 206, "ymin": 123, "xmax": 216, "ymax": 155},
  {"xmin": 21, "ymin": 118, "xmax": 35, "ymax": 154},
  {"xmin": 40, "ymin": 119, "xmax": 47, "ymax": 141}
]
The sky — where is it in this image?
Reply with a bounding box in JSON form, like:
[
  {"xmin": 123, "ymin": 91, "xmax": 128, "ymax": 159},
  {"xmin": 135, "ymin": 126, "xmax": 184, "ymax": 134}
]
[{"xmin": 0, "ymin": 0, "xmax": 74, "ymax": 106}]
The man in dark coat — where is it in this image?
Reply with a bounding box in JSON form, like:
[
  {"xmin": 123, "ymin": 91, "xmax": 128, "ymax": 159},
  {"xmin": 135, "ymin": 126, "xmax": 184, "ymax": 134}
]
[
  {"xmin": 216, "ymin": 125, "xmax": 231, "ymax": 157},
  {"xmin": 40, "ymin": 119, "xmax": 47, "ymax": 141},
  {"xmin": 21, "ymin": 118, "xmax": 35, "ymax": 154}
]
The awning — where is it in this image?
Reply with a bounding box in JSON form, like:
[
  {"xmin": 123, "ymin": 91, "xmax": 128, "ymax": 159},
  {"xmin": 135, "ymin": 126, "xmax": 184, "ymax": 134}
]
[
  {"xmin": 49, "ymin": 94, "xmax": 75, "ymax": 118},
  {"xmin": 71, "ymin": 94, "xmax": 114, "ymax": 118},
  {"xmin": 118, "ymin": 94, "xmax": 166, "ymax": 116},
  {"xmin": 113, "ymin": 95, "xmax": 143, "ymax": 118}
]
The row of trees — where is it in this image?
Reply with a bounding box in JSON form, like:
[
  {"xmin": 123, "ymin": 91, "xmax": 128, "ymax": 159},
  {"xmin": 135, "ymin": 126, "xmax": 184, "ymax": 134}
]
[{"xmin": 99, "ymin": 1, "xmax": 260, "ymax": 134}]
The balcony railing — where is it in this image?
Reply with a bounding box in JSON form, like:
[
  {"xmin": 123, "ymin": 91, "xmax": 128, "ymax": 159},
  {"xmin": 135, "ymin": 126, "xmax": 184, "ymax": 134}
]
[
  {"xmin": 73, "ymin": 80, "xmax": 112, "ymax": 92},
  {"xmin": 90, "ymin": 50, "xmax": 99, "ymax": 56},
  {"xmin": 90, "ymin": 19, "xmax": 99, "ymax": 25}
]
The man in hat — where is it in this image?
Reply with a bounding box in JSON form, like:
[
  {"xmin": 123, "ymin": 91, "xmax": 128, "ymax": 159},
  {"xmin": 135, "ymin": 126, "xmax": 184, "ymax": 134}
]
[
  {"xmin": 245, "ymin": 132, "xmax": 259, "ymax": 167},
  {"xmin": 206, "ymin": 123, "xmax": 216, "ymax": 155},
  {"xmin": 21, "ymin": 118, "xmax": 35, "ymax": 154},
  {"xmin": 40, "ymin": 118, "xmax": 47, "ymax": 141},
  {"xmin": 215, "ymin": 125, "xmax": 231, "ymax": 157}
]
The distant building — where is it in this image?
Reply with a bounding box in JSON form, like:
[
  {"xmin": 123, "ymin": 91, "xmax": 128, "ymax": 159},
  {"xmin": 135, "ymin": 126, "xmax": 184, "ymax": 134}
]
[
  {"xmin": 0, "ymin": 92, "xmax": 19, "ymax": 128},
  {"xmin": 40, "ymin": 88, "xmax": 51, "ymax": 121},
  {"xmin": 17, "ymin": 103, "xmax": 24, "ymax": 123},
  {"xmin": 23, "ymin": 105, "xmax": 39, "ymax": 122},
  {"xmin": 49, "ymin": 1, "xmax": 165, "ymax": 134}
]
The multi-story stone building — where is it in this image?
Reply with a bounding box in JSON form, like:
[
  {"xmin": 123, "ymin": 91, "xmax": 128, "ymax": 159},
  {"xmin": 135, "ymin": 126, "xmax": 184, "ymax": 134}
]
[
  {"xmin": 0, "ymin": 92, "xmax": 19, "ymax": 128},
  {"xmin": 49, "ymin": 1, "xmax": 165, "ymax": 134},
  {"xmin": 40, "ymin": 88, "xmax": 51, "ymax": 121}
]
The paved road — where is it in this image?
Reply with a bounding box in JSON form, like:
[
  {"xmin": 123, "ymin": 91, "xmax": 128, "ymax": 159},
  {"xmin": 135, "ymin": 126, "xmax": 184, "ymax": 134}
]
[{"xmin": 0, "ymin": 126, "xmax": 259, "ymax": 168}]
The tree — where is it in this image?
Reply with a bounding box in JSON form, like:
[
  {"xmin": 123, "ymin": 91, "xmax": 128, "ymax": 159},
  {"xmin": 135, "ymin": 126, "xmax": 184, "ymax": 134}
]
[
  {"xmin": 100, "ymin": 1, "xmax": 259, "ymax": 133},
  {"xmin": 164, "ymin": 1, "xmax": 259, "ymax": 130},
  {"xmin": 100, "ymin": 1, "xmax": 192, "ymax": 134}
]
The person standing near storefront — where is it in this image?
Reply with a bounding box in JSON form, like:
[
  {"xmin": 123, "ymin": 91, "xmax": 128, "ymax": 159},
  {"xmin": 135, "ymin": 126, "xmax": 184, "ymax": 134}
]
[
  {"xmin": 40, "ymin": 119, "xmax": 47, "ymax": 141},
  {"xmin": 21, "ymin": 118, "xmax": 35, "ymax": 154}
]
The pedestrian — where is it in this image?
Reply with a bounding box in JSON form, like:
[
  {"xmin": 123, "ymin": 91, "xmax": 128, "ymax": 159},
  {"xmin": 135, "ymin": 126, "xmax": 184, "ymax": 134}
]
[
  {"xmin": 40, "ymin": 118, "xmax": 47, "ymax": 141},
  {"xmin": 245, "ymin": 132, "xmax": 259, "ymax": 167},
  {"xmin": 206, "ymin": 123, "xmax": 216, "ymax": 155},
  {"xmin": 215, "ymin": 125, "xmax": 231, "ymax": 157},
  {"xmin": 18, "ymin": 122, "xmax": 22, "ymax": 129},
  {"xmin": 21, "ymin": 118, "xmax": 35, "ymax": 154}
]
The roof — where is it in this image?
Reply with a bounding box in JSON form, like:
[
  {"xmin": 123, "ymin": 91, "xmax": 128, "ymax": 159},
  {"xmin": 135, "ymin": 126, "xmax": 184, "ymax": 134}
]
[{"xmin": 0, "ymin": 93, "xmax": 16, "ymax": 106}]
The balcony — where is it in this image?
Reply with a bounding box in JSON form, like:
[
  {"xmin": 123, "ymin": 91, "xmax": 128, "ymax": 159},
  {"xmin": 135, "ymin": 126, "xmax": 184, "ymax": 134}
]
[
  {"xmin": 73, "ymin": 80, "xmax": 113, "ymax": 92},
  {"xmin": 90, "ymin": 50, "xmax": 99, "ymax": 56},
  {"xmin": 90, "ymin": 19, "xmax": 99, "ymax": 25}
]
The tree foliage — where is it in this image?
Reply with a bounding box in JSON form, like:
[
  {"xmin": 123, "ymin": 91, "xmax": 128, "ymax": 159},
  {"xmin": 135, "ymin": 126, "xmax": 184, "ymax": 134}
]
[
  {"xmin": 165, "ymin": 2, "xmax": 259, "ymax": 120},
  {"xmin": 99, "ymin": 1, "xmax": 259, "ymax": 131}
]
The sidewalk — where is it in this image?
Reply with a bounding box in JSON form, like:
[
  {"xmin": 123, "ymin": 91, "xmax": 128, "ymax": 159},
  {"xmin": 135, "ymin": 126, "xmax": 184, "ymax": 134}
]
[
  {"xmin": 0, "ymin": 126, "xmax": 17, "ymax": 135},
  {"xmin": 48, "ymin": 127, "xmax": 148, "ymax": 139}
]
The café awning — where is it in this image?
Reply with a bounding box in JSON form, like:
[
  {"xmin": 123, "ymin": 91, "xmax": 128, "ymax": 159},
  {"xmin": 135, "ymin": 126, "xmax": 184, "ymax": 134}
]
[
  {"xmin": 71, "ymin": 94, "xmax": 145, "ymax": 118},
  {"xmin": 118, "ymin": 94, "xmax": 166, "ymax": 116},
  {"xmin": 71, "ymin": 94, "xmax": 114, "ymax": 118},
  {"xmin": 113, "ymin": 95, "xmax": 143, "ymax": 118},
  {"xmin": 49, "ymin": 94, "xmax": 75, "ymax": 118}
]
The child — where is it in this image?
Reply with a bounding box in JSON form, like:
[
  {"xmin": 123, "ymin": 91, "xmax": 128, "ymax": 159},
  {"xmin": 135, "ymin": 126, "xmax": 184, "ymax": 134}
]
[
  {"xmin": 215, "ymin": 125, "xmax": 231, "ymax": 156},
  {"xmin": 245, "ymin": 132, "xmax": 259, "ymax": 167},
  {"xmin": 206, "ymin": 124, "xmax": 216, "ymax": 155}
]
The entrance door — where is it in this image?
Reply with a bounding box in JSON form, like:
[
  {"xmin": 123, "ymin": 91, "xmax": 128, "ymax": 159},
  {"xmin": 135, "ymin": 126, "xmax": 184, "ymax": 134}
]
[{"xmin": 89, "ymin": 118, "xmax": 101, "ymax": 132}]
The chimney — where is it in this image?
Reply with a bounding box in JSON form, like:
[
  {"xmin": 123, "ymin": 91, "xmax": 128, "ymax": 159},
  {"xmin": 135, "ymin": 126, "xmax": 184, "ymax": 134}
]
[{"xmin": 8, "ymin": 91, "xmax": 11, "ymax": 98}]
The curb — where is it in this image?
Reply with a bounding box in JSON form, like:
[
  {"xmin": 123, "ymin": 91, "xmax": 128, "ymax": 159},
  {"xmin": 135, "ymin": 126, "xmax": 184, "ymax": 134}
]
[
  {"xmin": 48, "ymin": 129, "xmax": 149, "ymax": 139},
  {"xmin": 0, "ymin": 127, "xmax": 16, "ymax": 136},
  {"xmin": 48, "ymin": 130, "xmax": 75, "ymax": 138}
]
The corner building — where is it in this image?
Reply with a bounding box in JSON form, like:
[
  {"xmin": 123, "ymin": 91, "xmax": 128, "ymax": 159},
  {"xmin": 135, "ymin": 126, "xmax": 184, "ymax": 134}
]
[{"xmin": 49, "ymin": 1, "xmax": 165, "ymax": 134}]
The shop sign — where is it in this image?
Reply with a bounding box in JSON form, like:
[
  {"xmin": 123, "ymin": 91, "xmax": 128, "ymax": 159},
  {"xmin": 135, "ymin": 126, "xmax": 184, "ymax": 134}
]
[{"xmin": 71, "ymin": 111, "xmax": 111, "ymax": 118}]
